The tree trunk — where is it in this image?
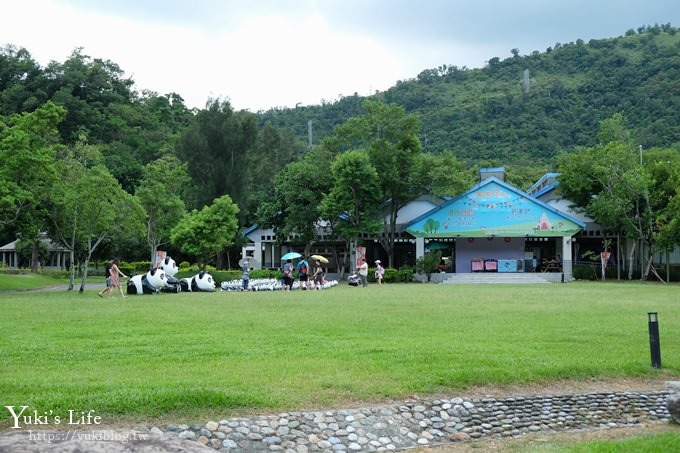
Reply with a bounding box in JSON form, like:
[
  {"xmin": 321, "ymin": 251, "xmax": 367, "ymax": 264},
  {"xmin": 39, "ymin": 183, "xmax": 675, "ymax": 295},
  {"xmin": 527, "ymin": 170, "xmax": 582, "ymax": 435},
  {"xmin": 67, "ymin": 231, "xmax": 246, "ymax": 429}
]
[
  {"xmin": 642, "ymin": 240, "xmax": 655, "ymax": 281},
  {"xmin": 31, "ymin": 239, "xmax": 39, "ymax": 273},
  {"xmin": 68, "ymin": 248, "xmax": 75, "ymax": 291},
  {"xmin": 79, "ymin": 256, "xmax": 90, "ymax": 293},
  {"xmin": 627, "ymin": 241, "xmax": 636, "ymax": 280}
]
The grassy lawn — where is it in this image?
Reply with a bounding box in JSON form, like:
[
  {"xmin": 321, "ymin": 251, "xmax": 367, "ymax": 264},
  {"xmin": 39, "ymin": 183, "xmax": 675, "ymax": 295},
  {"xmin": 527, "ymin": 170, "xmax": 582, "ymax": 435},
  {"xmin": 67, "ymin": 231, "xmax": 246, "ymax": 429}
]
[
  {"xmin": 1, "ymin": 281, "xmax": 679, "ymax": 432},
  {"xmin": 0, "ymin": 272, "xmax": 70, "ymax": 291}
]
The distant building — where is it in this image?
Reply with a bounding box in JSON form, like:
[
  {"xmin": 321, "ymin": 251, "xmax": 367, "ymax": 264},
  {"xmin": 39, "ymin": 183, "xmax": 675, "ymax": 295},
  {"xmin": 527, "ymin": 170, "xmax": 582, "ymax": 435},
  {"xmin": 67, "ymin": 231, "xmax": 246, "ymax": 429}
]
[{"xmin": 0, "ymin": 233, "xmax": 69, "ymax": 269}]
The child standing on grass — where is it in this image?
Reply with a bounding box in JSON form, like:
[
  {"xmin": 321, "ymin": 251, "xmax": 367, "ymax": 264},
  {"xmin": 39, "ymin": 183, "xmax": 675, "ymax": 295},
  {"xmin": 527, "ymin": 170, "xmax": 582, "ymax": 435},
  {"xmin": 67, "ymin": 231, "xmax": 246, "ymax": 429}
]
[{"xmin": 375, "ymin": 260, "xmax": 385, "ymax": 285}]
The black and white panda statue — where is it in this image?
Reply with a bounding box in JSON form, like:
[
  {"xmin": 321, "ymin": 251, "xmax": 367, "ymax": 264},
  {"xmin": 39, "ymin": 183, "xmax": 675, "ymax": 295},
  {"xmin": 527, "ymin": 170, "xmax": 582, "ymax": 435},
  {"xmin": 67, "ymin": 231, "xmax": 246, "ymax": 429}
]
[
  {"xmin": 159, "ymin": 256, "xmax": 178, "ymax": 277},
  {"xmin": 127, "ymin": 268, "xmax": 168, "ymax": 295},
  {"xmin": 159, "ymin": 256, "xmax": 181, "ymax": 293},
  {"xmin": 180, "ymin": 270, "xmax": 216, "ymax": 292}
]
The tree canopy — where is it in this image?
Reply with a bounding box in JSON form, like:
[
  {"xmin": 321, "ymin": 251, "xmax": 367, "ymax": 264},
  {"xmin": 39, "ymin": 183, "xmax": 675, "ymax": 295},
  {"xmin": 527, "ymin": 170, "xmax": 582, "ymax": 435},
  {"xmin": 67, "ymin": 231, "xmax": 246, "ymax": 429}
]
[{"xmin": 557, "ymin": 114, "xmax": 680, "ymax": 280}]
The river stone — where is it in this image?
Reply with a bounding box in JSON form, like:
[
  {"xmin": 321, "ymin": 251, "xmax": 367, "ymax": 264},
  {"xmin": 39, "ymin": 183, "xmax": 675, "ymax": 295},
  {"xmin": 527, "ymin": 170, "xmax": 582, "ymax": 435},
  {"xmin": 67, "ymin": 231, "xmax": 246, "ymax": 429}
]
[{"xmin": 667, "ymin": 381, "xmax": 680, "ymax": 423}]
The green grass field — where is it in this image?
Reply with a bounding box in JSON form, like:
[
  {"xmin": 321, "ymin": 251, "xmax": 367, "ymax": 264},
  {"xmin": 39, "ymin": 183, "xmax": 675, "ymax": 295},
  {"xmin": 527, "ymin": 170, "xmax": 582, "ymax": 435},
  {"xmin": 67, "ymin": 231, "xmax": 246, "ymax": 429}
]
[
  {"xmin": 0, "ymin": 272, "xmax": 69, "ymax": 291},
  {"xmin": 1, "ymin": 280, "xmax": 679, "ymax": 438}
]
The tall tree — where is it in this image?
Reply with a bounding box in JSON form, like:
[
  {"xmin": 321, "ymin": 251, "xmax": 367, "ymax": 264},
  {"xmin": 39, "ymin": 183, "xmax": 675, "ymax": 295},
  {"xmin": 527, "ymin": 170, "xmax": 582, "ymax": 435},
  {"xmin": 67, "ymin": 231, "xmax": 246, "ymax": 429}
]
[
  {"xmin": 175, "ymin": 99, "xmax": 257, "ymax": 210},
  {"xmin": 0, "ymin": 45, "xmax": 48, "ymax": 114},
  {"xmin": 335, "ymin": 100, "xmax": 423, "ymax": 267},
  {"xmin": 44, "ymin": 48, "xmax": 135, "ymax": 144},
  {"xmin": 255, "ymin": 146, "xmax": 335, "ymax": 257},
  {"xmin": 319, "ymin": 150, "xmax": 382, "ymax": 273},
  {"xmin": 412, "ymin": 151, "xmax": 475, "ymax": 198},
  {"xmin": 0, "ymin": 101, "xmax": 65, "ymax": 271},
  {"xmin": 49, "ymin": 139, "xmax": 108, "ymax": 289},
  {"xmin": 72, "ymin": 165, "xmax": 145, "ymax": 291},
  {"xmin": 135, "ymin": 155, "xmax": 189, "ymax": 263},
  {"xmin": 242, "ymin": 123, "xmax": 304, "ymax": 225},
  {"xmin": 557, "ymin": 114, "xmax": 680, "ymax": 280},
  {"xmin": 170, "ymin": 195, "xmax": 240, "ymax": 268}
]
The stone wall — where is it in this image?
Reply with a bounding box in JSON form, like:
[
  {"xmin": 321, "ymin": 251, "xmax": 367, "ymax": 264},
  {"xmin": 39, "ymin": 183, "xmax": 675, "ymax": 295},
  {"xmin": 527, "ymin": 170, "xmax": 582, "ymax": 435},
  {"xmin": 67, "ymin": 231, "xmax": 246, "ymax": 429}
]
[{"xmin": 147, "ymin": 390, "xmax": 672, "ymax": 451}]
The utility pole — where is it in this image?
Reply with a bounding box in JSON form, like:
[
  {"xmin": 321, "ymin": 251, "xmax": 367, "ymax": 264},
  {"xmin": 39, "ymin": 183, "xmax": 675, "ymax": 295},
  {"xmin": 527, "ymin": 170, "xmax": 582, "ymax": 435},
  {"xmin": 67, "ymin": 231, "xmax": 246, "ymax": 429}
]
[
  {"xmin": 307, "ymin": 120, "xmax": 313, "ymax": 148},
  {"xmin": 639, "ymin": 144, "xmax": 643, "ymax": 166}
]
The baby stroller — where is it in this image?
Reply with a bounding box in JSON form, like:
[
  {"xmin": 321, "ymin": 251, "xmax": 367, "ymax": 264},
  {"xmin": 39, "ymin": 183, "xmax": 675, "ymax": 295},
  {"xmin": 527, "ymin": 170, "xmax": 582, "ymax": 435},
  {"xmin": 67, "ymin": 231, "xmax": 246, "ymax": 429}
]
[{"xmin": 347, "ymin": 273, "xmax": 360, "ymax": 286}]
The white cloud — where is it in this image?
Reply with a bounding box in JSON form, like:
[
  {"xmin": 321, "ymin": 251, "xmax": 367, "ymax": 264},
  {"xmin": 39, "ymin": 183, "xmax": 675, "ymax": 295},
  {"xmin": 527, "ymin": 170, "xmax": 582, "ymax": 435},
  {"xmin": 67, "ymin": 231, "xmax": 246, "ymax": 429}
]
[
  {"xmin": 1, "ymin": 1, "xmax": 404, "ymax": 110},
  {"xmin": 2, "ymin": 0, "xmax": 680, "ymax": 111}
]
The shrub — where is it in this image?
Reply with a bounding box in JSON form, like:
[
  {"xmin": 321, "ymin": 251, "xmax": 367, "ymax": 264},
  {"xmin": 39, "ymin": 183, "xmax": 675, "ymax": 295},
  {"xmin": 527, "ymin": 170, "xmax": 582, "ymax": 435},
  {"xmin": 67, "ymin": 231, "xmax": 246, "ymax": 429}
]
[
  {"xmin": 118, "ymin": 264, "xmax": 135, "ymax": 276},
  {"xmin": 40, "ymin": 269, "xmax": 70, "ymax": 279},
  {"xmin": 398, "ymin": 266, "xmax": 414, "ymax": 283},
  {"xmin": 123, "ymin": 261, "xmax": 152, "ymax": 272},
  {"xmin": 573, "ymin": 264, "xmax": 597, "ymax": 280},
  {"xmin": 250, "ymin": 269, "xmax": 277, "ymax": 279},
  {"xmin": 415, "ymin": 251, "xmax": 442, "ymax": 282},
  {"xmin": 383, "ymin": 268, "xmax": 399, "ymax": 283},
  {"xmin": 0, "ymin": 269, "xmax": 28, "ymax": 275}
]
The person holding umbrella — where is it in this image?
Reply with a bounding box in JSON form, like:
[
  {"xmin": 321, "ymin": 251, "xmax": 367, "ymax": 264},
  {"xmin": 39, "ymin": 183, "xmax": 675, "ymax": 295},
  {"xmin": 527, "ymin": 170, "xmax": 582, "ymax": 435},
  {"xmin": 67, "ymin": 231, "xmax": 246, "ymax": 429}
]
[
  {"xmin": 313, "ymin": 259, "xmax": 325, "ymax": 290},
  {"xmin": 297, "ymin": 258, "xmax": 310, "ymax": 290},
  {"xmin": 282, "ymin": 259, "xmax": 294, "ymax": 290}
]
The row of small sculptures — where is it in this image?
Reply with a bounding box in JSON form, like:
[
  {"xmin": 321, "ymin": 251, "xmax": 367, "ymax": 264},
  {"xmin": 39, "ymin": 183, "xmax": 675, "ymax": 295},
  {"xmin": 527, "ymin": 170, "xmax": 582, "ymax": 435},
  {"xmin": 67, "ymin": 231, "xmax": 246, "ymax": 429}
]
[{"xmin": 127, "ymin": 256, "xmax": 216, "ymax": 295}]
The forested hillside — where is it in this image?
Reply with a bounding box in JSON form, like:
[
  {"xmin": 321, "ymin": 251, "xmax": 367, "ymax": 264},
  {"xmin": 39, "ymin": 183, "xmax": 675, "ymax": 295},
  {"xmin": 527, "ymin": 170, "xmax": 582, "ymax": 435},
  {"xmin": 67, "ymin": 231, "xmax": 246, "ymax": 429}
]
[{"xmin": 259, "ymin": 24, "xmax": 680, "ymax": 165}]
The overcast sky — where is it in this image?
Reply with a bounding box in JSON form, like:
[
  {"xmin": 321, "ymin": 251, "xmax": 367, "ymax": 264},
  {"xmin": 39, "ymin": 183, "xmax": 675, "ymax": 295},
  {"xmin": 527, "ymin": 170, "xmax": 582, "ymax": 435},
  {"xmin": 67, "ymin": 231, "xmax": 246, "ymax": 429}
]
[{"xmin": 2, "ymin": 0, "xmax": 679, "ymax": 111}]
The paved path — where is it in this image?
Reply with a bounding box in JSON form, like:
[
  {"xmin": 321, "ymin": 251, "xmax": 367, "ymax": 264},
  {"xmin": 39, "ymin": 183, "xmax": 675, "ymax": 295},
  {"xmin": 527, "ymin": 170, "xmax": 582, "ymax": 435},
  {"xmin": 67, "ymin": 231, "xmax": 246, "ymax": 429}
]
[{"xmin": 0, "ymin": 282, "xmax": 102, "ymax": 295}]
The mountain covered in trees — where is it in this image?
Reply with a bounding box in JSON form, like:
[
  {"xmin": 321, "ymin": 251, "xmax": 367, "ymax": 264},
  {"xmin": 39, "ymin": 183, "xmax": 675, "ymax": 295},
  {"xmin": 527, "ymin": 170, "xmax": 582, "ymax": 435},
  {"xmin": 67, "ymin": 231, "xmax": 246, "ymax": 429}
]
[
  {"xmin": 260, "ymin": 24, "xmax": 680, "ymax": 165},
  {"xmin": 1, "ymin": 24, "xmax": 679, "ymax": 269}
]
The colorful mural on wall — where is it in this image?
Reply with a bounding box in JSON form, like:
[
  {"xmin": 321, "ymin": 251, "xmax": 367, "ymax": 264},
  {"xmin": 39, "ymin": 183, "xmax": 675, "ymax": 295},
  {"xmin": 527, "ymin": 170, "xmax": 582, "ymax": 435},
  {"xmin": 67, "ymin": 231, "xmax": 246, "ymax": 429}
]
[{"xmin": 406, "ymin": 178, "xmax": 584, "ymax": 238}]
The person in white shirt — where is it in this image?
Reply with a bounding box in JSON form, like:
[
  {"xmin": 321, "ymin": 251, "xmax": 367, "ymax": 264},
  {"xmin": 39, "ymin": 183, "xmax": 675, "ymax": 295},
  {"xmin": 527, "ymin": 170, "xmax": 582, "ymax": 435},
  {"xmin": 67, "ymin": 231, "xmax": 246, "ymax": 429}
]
[{"xmin": 358, "ymin": 258, "xmax": 369, "ymax": 287}]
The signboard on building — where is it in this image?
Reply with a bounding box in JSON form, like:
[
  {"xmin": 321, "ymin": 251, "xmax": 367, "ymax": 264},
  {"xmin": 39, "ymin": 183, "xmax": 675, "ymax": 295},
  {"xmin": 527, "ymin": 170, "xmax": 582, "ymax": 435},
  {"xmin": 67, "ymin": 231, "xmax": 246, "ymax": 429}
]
[{"xmin": 406, "ymin": 178, "xmax": 584, "ymax": 238}]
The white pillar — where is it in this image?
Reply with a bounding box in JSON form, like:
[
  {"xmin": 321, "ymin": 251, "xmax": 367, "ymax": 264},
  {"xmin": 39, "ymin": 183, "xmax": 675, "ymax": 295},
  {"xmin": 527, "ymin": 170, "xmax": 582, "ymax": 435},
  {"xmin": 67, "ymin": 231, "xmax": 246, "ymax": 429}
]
[
  {"xmin": 562, "ymin": 236, "xmax": 573, "ymax": 281},
  {"xmin": 416, "ymin": 238, "xmax": 425, "ymax": 261},
  {"xmin": 254, "ymin": 240, "xmax": 263, "ymax": 269}
]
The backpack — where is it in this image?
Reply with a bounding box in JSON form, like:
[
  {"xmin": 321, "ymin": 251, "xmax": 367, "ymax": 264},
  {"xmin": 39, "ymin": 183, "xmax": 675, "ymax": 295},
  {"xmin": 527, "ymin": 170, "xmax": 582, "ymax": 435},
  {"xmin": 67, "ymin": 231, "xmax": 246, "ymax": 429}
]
[
  {"xmin": 284, "ymin": 264, "xmax": 292, "ymax": 277},
  {"xmin": 300, "ymin": 263, "xmax": 308, "ymax": 274}
]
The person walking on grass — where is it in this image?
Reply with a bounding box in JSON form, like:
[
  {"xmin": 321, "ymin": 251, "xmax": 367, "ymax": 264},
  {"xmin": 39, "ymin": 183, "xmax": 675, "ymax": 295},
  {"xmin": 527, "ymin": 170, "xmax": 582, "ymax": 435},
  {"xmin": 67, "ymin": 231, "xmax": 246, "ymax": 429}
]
[
  {"xmin": 241, "ymin": 262, "xmax": 250, "ymax": 291},
  {"xmin": 297, "ymin": 258, "xmax": 310, "ymax": 290},
  {"xmin": 358, "ymin": 257, "xmax": 369, "ymax": 287},
  {"xmin": 97, "ymin": 258, "xmax": 114, "ymax": 298},
  {"xmin": 313, "ymin": 259, "xmax": 325, "ymax": 290},
  {"xmin": 106, "ymin": 258, "xmax": 128, "ymax": 299},
  {"xmin": 375, "ymin": 260, "xmax": 385, "ymax": 285},
  {"xmin": 282, "ymin": 259, "xmax": 294, "ymax": 291}
]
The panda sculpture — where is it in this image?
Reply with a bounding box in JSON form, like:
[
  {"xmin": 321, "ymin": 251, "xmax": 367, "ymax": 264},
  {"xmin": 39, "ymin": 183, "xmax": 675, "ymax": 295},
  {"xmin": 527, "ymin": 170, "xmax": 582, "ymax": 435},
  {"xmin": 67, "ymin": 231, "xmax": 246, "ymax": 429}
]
[
  {"xmin": 180, "ymin": 270, "xmax": 216, "ymax": 292},
  {"xmin": 159, "ymin": 256, "xmax": 178, "ymax": 277},
  {"xmin": 159, "ymin": 256, "xmax": 181, "ymax": 293},
  {"xmin": 127, "ymin": 268, "xmax": 168, "ymax": 295}
]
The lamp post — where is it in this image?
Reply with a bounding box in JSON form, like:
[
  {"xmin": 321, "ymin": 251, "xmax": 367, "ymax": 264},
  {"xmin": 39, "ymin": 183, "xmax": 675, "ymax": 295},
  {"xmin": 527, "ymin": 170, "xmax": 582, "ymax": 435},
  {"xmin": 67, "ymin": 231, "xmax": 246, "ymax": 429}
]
[{"xmin": 648, "ymin": 312, "xmax": 661, "ymax": 369}]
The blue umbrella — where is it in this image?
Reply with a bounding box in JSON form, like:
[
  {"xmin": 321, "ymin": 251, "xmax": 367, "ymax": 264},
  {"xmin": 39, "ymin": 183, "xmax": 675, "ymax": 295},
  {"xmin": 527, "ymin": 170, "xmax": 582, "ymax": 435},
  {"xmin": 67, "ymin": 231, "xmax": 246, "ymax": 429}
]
[{"xmin": 281, "ymin": 252, "xmax": 302, "ymax": 260}]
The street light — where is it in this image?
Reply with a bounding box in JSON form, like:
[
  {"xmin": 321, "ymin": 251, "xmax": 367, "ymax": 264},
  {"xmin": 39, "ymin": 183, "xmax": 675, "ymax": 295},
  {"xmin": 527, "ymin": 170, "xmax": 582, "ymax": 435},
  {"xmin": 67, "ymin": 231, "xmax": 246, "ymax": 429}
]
[{"xmin": 648, "ymin": 312, "xmax": 661, "ymax": 369}]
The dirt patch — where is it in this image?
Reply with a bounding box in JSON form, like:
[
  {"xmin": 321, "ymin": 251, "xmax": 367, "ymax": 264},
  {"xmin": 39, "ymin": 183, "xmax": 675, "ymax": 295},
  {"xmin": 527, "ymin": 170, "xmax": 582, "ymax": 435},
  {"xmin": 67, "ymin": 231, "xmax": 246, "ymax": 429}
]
[
  {"xmin": 422, "ymin": 375, "xmax": 671, "ymax": 400},
  {"xmin": 417, "ymin": 424, "xmax": 678, "ymax": 452}
]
